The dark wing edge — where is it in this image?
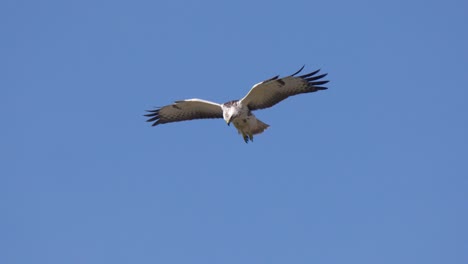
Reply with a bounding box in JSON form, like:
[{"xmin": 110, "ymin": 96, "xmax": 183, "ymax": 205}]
[
  {"xmin": 245, "ymin": 67, "xmax": 330, "ymax": 110},
  {"xmin": 290, "ymin": 65, "xmax": 305, "ymax": 76},
  {"xmin": 144, "ymin": 107, "xmax": 168, "ymax": 126},
  {"xmin": 144, "ymin": 100, "xmax": 223, "ymax": 126},
  {"xmin": 296, "ymin": 68, "xmax": 330, "ymax": 91}
]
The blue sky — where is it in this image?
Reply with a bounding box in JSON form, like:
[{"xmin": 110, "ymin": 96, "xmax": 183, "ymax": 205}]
[{"xmin": 2, "ymin": 0, "xmax": 468, "ymax": 263}]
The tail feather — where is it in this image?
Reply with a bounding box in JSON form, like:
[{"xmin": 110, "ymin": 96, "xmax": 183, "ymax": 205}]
[{"xmin": 251, "ymin": 119, "xmax": 269, "ymax": 135}]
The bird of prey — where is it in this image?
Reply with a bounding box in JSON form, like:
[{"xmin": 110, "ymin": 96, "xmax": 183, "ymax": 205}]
[{"xmin": 145, "ymin": 66, "xmax": 329, "ymax": 143}]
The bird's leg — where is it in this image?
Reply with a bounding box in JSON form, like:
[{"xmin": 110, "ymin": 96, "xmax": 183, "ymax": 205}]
[
  {"xmin": 248, "ymin": 133, "xmax": 253, "ymax": 142},
  {"xmin": 242, "ymin": 133, "xmax": 249, "ymax": 143}
]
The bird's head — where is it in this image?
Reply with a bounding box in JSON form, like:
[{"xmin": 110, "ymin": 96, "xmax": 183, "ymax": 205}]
[
  {"xmin": 224, "ymin": 113, "xmax": 233, "ymax": 126},
  {"xmin": 223, "ymin": 108, "xmax": 238, "ymax": 126}
]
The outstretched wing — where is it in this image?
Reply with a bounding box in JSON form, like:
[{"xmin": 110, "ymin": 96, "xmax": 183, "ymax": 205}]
[
  {"xmin": 239, "ymin": 66, "xmax": 329, "ymax": 111},
  {"xmin": 145, "ymin": 99, "xmax": 223, "ymax": 126}
]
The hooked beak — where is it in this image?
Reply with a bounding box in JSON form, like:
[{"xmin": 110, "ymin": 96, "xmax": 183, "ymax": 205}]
[{"xmin": 226, "ymin": 118, "xmax": 232, "ymax": 126}]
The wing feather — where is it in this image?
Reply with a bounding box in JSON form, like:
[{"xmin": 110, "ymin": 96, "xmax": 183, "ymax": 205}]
[
  {"xmin": 239, "ymin": 67, "xmax": 329, "ymax": 110},
  {"xmin": 144, "ymin": 99, "xmax": 223, "ymax": 126}
]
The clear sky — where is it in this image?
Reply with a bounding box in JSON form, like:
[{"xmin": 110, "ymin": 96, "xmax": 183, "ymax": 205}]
[{"xmin": 2, "ymin": 0, "xmax": 467, "ymax": 263}]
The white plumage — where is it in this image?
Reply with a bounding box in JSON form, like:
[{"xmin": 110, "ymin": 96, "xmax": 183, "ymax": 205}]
[{"xmin": 145, "ymin": 66, "xmax": 329, "ymax": 143}]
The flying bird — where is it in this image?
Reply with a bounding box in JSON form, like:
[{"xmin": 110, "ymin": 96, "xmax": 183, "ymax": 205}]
[{"xmin": 145, "ymin": 66, "xmax": 329, "ymax": 143}]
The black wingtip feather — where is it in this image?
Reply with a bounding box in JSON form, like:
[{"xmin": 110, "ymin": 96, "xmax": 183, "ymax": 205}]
[
  {"xmin": 297, "ymin": 68, "xmax": 330, "ymax": 90},
  {"xmin": 290, "ymin": 65, "xmax": 305, "ymax": 76},
  {"xmin": 306, "ymin": 73, "xmax": 328, "ymax": 81},
  {"xmin": 144, "ymin": 111, "xmax": 159, "ymax": 116},
  {"xmin": 314, "ymin": 86, "xmax": 328, "ymax": 90},
  {"xmin": 264, "ymin": 75, "xmax": 280, "ymax": 83},
  {"xmin": 299, "ymin": 69, "xmax": 321, "ymax": 79},
  {"xmin": 144, "ymin": 108, "xmax": 162, "ymax": 126},
  {"xmin": 146, "ymin": 116, "xmax": 159, "ymax": 122},
  {"xmin": 311, "ymin": 80, "xmax": 329, "ymax": 86}
]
